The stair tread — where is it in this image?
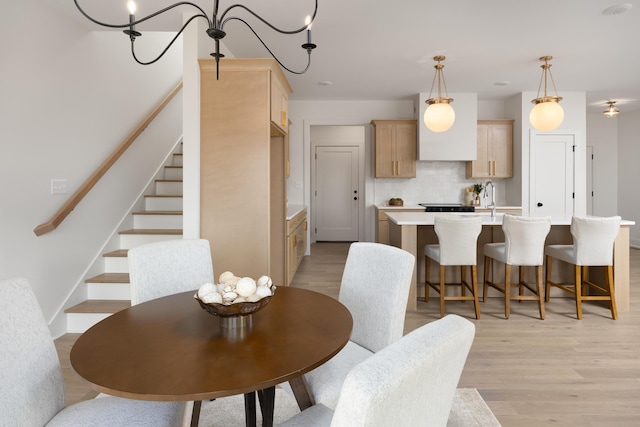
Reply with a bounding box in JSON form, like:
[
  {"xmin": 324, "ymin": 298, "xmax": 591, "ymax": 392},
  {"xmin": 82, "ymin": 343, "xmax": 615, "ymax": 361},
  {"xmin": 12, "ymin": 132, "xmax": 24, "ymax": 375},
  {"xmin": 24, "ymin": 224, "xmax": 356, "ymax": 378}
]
[
  {"xmin": 165, "ymin": 165, "xmax": 183, "ymax": 169},
  {"xmin": 103, "ymin": 249, "xmax": 128, "ymax": 257},
  {"xmin": 86, "ymin": 273, "xmax": 129, "ymax": 283},
  {"xmin": 156, "ymin": 179, "xmax": 183, "ymax": 183},
  {"xmin": 132, "ymin": 210, "xmax": 183, "ymax": 215},
  {"xmin": 144, "ymin": 194, "xmax": 182, "ymax": 198},
  {"xmin": 118, "ymin": 229, "xmax": 183, "ymax": 235},
  {"xmin": 65, "ymin": 300, "xmax": 130, "ymax": 314}
]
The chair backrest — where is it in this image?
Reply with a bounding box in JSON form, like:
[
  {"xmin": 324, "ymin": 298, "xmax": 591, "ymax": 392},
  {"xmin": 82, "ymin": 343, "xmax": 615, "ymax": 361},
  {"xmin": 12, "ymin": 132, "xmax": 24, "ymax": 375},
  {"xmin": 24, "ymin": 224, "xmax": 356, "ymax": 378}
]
[
  {"xmin": 570, "ymin": 216, "xmax": 621, "ymax": 266},
  {"xmin": 330, "ymin": 315, "xmax": 476, "ymax": 427},
  {"xmin": 434, "ymin": 215, "xmax": 483, "ymax": 266},
  {"xmin": 0, "ymin": 278, "xmax": 66, "ymax": 426},
  {"xmin": 128, "ymin": 239, "xmax": 214, "ymax": 305},
  {"xmin": 338, "ymin": 242, "xmax": 415, "ymax": 353},
  {"xmin": 502, "ymin": 214, "xmax": 551, "ymax": 265}
]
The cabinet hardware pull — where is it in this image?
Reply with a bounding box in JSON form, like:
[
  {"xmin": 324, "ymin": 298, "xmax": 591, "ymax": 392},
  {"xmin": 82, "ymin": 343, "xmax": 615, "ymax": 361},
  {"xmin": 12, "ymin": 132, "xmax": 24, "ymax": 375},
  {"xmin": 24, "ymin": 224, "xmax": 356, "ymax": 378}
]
[
  {"xmin": 281, "ymin": 111, "xmax": 287, "ymax": 127},
  {"xmin": 294, "ymin": 234, "xmax": 297, "ymax": 247}
]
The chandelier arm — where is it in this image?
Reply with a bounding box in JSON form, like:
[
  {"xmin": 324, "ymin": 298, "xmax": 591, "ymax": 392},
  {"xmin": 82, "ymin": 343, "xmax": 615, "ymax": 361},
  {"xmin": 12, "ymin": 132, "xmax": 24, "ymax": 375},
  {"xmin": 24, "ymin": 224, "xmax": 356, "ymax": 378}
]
[
  {"xmin": 73, "ymin": 0, "xmax": 212, "ymax": 29},
  {"xmin": 220, "ymin": 0, "xmax": 318, "ymax": 35},
  {"xmin": 130, "ymin": 14, "xmax": 206, "ymax": 65},
  {"xmin": 428, "ymin": 68, "xmax": 438, "ymax": 99},
  {"xmin": 536, "ymin": 68, "xmax": 545, "ymax": 99},
  {"xmin": 223, "ymin": 17, "xmax": 312, "ymax": 74}
]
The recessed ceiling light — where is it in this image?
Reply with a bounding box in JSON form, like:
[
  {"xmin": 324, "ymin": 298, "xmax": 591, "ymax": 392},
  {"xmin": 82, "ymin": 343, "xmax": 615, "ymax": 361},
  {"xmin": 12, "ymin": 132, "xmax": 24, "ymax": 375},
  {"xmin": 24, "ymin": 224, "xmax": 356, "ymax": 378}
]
[
  {"xmin": 495, "ymin": 81, "xmax": 511, "ymax": 86},
  {"xmin": 602, "ymin": 3, "xmax": 632, "ymax": 15},
  {"xmin": 318, "ymin": 81, "xmax": 332, "ymax": 86}
]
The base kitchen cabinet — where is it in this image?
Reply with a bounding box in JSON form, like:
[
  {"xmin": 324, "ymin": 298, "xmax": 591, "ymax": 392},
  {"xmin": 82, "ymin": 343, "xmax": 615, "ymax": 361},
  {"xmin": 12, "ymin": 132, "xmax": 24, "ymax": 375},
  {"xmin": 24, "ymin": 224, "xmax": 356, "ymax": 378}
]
[
  {"xmin": 372, "ymin": 120, "xmax": 417, "ymax": 178},
  {"xmin": 466, "ymin": 120, "xmax": 513, "ymax": 179},
  {"xmin": 286, "ymin": 208, "xmax": 307, "ymax": 285},
  {"xmin": 376, "ymin": 206, "xmax": 424, "ymax": 244}
]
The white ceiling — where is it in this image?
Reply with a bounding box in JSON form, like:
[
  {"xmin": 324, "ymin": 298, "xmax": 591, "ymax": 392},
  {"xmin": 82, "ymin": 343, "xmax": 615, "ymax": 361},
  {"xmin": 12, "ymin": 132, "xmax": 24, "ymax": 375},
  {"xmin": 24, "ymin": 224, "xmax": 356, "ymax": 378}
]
[{"xmin": 62, "ymin": 0, "xmax": 640, "ymax": 113}]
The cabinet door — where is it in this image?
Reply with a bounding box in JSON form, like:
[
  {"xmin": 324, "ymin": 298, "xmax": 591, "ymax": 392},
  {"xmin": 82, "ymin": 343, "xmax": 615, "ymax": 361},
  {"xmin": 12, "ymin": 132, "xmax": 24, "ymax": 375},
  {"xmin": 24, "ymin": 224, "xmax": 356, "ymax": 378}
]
[
  {"xmin": 489, "ymin": 124, "xmax": 512, "ymax": 178},
  {"xmin": 270, "ymin": 75, "xmax": 288, "ymax": 134},
  {"xmin": 374, "ymin": 124, "xmax": 395, "ymax": 178},
  {"xmin": 395, "ymin": 123, "xmax": 417, "ymax": 178},
  {"xmin": 470, "ymin": 124, "xmax": 491, "ymax": 177}
]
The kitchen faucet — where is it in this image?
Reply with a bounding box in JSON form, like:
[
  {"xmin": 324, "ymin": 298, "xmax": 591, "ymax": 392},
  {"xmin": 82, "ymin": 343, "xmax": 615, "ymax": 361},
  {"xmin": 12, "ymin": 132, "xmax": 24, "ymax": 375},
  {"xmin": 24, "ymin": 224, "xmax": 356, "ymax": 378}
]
[{"xmin": 485, "ymin": 180, "xmax": 496, "ymax": 218}]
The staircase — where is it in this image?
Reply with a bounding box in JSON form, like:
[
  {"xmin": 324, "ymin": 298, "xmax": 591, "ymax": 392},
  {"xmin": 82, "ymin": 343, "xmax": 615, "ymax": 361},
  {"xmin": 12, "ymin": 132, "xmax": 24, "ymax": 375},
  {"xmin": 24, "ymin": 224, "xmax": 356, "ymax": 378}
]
[{"xmin": 65, "ymin": 145, "xmax": 184, "ymax": 333}]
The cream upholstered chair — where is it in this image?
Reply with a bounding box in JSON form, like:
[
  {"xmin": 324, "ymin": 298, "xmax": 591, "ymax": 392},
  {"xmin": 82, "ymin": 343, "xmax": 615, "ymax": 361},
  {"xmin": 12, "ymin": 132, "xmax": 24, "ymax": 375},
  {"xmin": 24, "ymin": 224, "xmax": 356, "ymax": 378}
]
[
  {"xmin": 297, "ymin": 242, "xmax": 415, "ymax": 411},
  {"xmin": 128, "ymin": 238, "xmax": 214, "ymax": 305},
  {"xmin": 483, "ymin": 214, "xmax": 551, "ymax": 319},
  {"xmin": 424, "ymin": 215, "xmax": 483, "ymax": 319},
  {"xmin": 279, "ymin": 314, "xmax": 476, "ymax": 427},
  {"xmin": 545, "ymin": 216, "xmax": 621, "ymax": 320},
  {"xmin": 0, "ymin": 277, "xmax": 184, "ymax": 427}
]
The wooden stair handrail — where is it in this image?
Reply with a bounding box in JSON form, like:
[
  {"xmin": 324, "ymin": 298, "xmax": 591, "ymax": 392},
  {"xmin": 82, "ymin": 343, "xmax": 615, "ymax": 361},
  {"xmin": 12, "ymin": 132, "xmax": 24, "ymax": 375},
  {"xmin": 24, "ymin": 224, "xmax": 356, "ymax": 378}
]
[{"xmin": 34, "ymin": 81, "xmax": 183, "ymax": 236}]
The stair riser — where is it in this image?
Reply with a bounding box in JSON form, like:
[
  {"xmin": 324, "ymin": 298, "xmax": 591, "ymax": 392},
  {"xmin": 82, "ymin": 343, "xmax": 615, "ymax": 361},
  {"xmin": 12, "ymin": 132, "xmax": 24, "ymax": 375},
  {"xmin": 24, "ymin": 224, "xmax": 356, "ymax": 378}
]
[
  {"xmin": 164, "ymin": 167, "xmax": 183, "ymax": 180},
  {"xmin": 145, "ymin": 196, "xmax": 183, "ymax": 210},
  {"xmin": 88, "ymin": 283, "xmax": 131, "ymax": 300},
  {"xmin": 104, "ymin": 257, "xmax": 129, "ymax": 273},
  {"xmin": 67, "ymin": 313, "xmax": 112, "ymax": 334},
  {"xmin": 172, "ymin": 155, "xmax": 183, "ymax": 166},
  {"xmin": 133, "ymin": 214, "xmax": 183, "ymax": 229},
  {"xmin": 119, "ymin": 233, "xmax": 182, "ymax": 249},
  {"xmin": 156, "ymin": 181, "xmax": 183, "ymax": 195}
]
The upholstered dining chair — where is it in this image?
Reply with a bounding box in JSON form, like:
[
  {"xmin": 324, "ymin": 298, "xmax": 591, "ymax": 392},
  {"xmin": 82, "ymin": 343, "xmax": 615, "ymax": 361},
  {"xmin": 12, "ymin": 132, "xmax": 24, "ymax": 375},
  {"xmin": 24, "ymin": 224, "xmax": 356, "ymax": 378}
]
[
  {"xmin": 425, "ymin": 215, "xmax": 483, "ymax": 319},
  {"xmin": 545, "ymin": 215, "xmax": 621, "ymax": 320},
  {"xmin": 0, "ymin": 277, "xmax": 184, "ymax": 427},
  {"xmin": 483, "ymin": 214, "xmax": 551, "ymax": 319},
  {"xmin": 278, "ymin": 314, "xmax": 476, "ymax": 427},
  {"xmin": 128, "ymin": 238, "xmax": 214, "ymax": 305},
  {"xmin": 294, "ymin": 242, "xmax": 415, "ymax": 411}
]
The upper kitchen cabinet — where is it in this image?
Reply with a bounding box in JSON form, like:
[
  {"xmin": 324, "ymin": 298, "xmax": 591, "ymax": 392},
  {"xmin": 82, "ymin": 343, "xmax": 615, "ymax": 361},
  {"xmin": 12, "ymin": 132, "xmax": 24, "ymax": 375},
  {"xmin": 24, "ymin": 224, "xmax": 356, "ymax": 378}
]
[
  {"xmin": 199, "ymin": 58, "xmax": 288, "ymax": 287},
  {"xmin": 270, "ymin": 74, "xmax": 289, "ymax": 134},
  {"xmin": 372, "ymin": 120, "xmax": 417, "ymax": 178},
  {"xmin": 466, "ymin": 120, "xmax": 513, "ymax": 179},
  {"xmin": 416, "ymin": 93, "xmax": 477, "ymax": 161}
]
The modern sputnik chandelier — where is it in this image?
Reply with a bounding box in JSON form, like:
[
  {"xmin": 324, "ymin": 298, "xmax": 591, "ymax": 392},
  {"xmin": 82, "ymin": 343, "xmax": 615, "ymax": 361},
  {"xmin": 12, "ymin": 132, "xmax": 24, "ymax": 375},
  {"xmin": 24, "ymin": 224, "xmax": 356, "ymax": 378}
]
[
  {"xmin": 529, "ymin": 56, "xmax": 564, "ymax": 131},
  {"xmin": 73, "ymin": 0, "xmax": 318, "ymax": 78},
  {"xmin": 423, "ymin": 56, "xmax": 455, "ymax": 133}
]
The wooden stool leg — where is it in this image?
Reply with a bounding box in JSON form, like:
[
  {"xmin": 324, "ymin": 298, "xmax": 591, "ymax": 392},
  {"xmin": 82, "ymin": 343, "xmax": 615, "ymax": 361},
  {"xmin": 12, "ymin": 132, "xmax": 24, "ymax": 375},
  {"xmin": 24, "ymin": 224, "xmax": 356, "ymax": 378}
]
[
  {"xmin": 504, "ymin": 264, "xmax": 511, "ymax": 319},
  {"xmin": 575, "ymin": 265, "xmax": 583, "ymax": 320},
  {"xmin": 536, "ymin": 265, "xmax": 545, "ymax": 320},
  {"xmin": 606, "ymin": 265, "xmax": 618, "ymax": 320},
  {"xmin": 439, "ymin": 265, "xmax": 446, "ymax": 318},
  {"xmin": 483, "ymin": 256, "xmax": 491, "ymax": 302},
  {"xmin": 545, "ymin": 255, "xmax": 552, "ymax": 302},
  {"xmin": 471, "ymin": 265, "xmax": 480, "ymax": 319}
]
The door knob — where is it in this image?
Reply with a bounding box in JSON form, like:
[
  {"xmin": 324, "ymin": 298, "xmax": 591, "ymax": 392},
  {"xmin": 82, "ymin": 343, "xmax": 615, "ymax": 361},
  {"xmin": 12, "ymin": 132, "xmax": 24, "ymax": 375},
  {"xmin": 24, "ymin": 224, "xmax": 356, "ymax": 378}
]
[
  {"xmin": 537, "ymin": 202, "xmax": 543, "ymax": 207},
  {"xmin": 354, "ymin": 197, "xmax": 358, "ymax": 200}
]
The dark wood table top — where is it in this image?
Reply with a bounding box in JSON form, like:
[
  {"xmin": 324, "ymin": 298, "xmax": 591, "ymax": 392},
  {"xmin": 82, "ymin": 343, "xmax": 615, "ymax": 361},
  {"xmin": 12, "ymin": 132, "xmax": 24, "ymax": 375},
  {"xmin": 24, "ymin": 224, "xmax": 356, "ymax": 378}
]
[{"xmin": 70, "ymin": 287, "xmax": 352, "ymax": 402}]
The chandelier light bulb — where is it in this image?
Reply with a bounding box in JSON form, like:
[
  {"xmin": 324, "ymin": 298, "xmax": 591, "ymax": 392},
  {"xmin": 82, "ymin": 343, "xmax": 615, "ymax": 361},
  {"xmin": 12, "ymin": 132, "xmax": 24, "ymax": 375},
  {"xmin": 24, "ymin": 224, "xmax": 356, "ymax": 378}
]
[
  {"xmin": 127, "ymin": 0, "xmax": 136, "ymax": 15},
  {"xmin": 603, "ymin": 101, "xmax": 620, "ymax": 118},
  {"xmin": 424, "ymin": 102, "xmax": 456, "ymax": 133}
]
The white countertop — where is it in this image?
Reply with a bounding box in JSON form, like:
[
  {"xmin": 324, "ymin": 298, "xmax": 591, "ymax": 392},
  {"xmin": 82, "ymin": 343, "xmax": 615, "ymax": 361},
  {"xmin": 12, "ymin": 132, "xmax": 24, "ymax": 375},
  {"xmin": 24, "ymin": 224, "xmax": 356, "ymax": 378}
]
[
  {"xmin": 386, "ymin": 212, "xmax": 635, "ymax": 226},
  {"xmin": 286, "ymin": 204, "xmax": 307, "ymax": 220}
]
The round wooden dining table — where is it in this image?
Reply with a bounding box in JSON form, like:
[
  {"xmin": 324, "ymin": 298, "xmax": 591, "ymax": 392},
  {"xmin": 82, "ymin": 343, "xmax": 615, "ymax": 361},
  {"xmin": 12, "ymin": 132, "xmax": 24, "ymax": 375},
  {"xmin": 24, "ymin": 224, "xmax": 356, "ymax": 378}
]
[{"xmin": 70, "ymin": 286, "xmax": 353, "ymax": 426}]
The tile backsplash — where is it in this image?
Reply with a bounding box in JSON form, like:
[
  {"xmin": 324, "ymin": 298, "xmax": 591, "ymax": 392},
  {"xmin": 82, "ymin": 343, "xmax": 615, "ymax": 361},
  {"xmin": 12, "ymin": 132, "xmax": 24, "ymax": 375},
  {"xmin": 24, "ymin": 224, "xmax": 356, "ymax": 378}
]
[{"xmin": 374, "ymin": 161, "xmax": 505, "ymax": 206}]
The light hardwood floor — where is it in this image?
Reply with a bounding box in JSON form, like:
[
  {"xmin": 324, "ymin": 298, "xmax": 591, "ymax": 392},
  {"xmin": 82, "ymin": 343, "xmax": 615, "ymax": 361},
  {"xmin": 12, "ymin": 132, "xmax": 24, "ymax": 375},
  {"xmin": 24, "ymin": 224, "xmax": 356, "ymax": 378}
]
[{"xmin": 57, "ymin": 243, "xmax": 640, "ymax": 426}]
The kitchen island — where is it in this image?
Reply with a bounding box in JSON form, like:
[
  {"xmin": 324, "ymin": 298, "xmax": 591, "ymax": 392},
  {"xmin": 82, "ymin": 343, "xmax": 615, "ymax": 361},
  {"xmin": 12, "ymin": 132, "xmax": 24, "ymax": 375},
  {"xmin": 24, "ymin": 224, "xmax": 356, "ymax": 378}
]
[{"xmin": 387, "ymin": 212, "xmax": 635, "ymax": 313}]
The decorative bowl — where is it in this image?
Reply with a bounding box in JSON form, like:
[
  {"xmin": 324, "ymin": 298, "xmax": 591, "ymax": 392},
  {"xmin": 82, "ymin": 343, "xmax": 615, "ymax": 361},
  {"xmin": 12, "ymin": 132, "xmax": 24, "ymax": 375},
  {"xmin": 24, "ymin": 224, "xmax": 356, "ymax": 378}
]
[{"xmin": 195, "ymin": 292, "xmax": 273, "ymax": 318}]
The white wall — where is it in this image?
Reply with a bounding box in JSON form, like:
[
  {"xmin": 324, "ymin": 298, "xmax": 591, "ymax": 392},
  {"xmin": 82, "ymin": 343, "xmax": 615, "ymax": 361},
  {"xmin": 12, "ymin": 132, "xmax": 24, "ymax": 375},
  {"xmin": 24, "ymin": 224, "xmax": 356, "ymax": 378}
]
[
  {"xmin": 617, "ymin": 110, "xmax": 640, "ymax": 247},
  {"xmin": 0, "ymin": 0, "xmax": 182, "ymax": 327},
  {"xmin": 586, "ymin": 113, "xmax": 619, "ymax": 217}
]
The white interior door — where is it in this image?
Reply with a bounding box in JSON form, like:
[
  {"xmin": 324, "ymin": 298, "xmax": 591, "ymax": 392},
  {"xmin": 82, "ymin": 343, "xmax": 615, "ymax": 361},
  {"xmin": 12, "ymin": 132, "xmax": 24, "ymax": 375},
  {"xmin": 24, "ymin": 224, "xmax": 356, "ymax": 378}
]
[
  {"xmin": 530, "ymin": 133, "xmax": 575, "ymax": 220},
  {"xmin": 315, "ymin": 146, "xmax": 359, "ymax": 241}
]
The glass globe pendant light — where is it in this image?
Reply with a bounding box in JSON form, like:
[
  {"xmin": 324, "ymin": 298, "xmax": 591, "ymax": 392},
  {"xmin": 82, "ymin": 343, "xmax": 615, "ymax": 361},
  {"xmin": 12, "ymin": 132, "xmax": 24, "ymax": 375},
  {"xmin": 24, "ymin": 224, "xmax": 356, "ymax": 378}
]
[
  {"xmin": 530, "ymin": 56, "xmax": 564, "ymax": 131},
  {"xmin": 424, "ymin": 56, "xmax": 455, "ymax": 133}
]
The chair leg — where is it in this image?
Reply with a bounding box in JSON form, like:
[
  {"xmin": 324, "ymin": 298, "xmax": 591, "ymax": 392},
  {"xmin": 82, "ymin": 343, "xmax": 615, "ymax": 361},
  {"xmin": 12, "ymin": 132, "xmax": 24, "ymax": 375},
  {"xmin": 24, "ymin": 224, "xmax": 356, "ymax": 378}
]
[
  {"xmin": 483, "ymin": 256, "xmax": 491, "ymax": 302},
  {"xmin": 545, "ymin": 255, "xmax": 552, "ymax": 302},
  {"xmin": 606, "ymin": 266, "xmax": 618, "ymax": 320},
  {"xmin": 425, "ymin": 256, "xmax": 430, "ymax": 302},
  {"xmin": 536, "ymin": 265, "xmax": 545, "ymax": 320},
  {"xmin": 575, "ymin": 265, "xmax": 583, "ymax": 320},
  {"xmin": 518, "ymin": 267, "xmax": 525, "ymax": 301},
  {"xmin": 471, "ymin": 265, "xmax": 480, "ymax": 319},
  {"xmin": 461, "ymin": 266, "xmax": 467, "ymax": 299},
  {"xmin": 439, "ymin": 265, "xmax": 446, "ymax": 318},
  {"xmin": 504, "ymin": 264, "xmax": 511, "ymax": 319}
]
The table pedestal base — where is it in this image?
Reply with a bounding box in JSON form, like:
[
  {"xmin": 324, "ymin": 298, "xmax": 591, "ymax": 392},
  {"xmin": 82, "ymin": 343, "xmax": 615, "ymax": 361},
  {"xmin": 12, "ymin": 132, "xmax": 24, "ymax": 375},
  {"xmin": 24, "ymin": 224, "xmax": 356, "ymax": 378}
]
[{"xmin": 220, "ymin": 315, "xmax": 253, "ymax": 340}]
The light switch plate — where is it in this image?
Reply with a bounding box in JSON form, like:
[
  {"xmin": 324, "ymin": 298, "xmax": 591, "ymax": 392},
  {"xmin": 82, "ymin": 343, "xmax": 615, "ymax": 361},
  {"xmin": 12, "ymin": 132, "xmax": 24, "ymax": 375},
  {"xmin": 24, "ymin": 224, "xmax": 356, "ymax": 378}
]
[{"xmin": 51, "ymin": 179, "xmax": 68, "ymax": 195}]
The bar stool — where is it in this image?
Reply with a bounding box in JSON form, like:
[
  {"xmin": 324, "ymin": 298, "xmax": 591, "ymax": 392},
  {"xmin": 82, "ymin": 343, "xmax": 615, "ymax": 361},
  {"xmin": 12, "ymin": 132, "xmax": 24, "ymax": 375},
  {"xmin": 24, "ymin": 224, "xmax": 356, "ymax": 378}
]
[
  {"xmin": 425, "ymin": 215, "xmax": 483, "ymax": 319},
  {"xmin": 545, "ymin": 216, "xmax": 621, "ymax": 320},
  {"xmin": 483, "ymin": 214, "xmax": 551, "ymax": 319}
]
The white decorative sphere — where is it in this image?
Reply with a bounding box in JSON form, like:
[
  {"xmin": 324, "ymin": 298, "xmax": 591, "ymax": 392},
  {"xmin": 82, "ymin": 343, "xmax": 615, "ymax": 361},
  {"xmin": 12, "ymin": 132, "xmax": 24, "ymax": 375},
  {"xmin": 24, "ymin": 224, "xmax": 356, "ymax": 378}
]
[
  {"xmin": 530, "ymin": 101, "xmax": 564, "ymax": 131},
  {"xmin": 255, "ymin": 285, "xmax": 272, "ymax": 298},
  {"xmin": 201, "ymin": 291, "xmax": 222, "ymax": 304},
  {"xmin": 424, "ymin": 103, "xmax": 455, "ymax": 132},
  {"xmin": 197, "ymin": 283, "xmax": 217, "ymax": 299},
  {"xmin": 219, "ymin": 271, "xmax": 236, "ymax": 284},
  {"xmin": 236, "ymin": 277, "xmax": 257, "ymax": 297},
  {"xmin": 256, "ymin": 275, "xmax": 272, "ymax": 288}
]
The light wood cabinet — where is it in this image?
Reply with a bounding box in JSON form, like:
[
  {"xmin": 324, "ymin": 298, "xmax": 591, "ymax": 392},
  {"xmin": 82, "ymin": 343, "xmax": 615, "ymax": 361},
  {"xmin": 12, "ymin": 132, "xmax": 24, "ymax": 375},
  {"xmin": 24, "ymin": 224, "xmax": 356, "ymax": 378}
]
[
  {"xmin": 372, "ymin": 120, "xmax": 417, "ymax": 178},
  {"xmin": 270, "ymin": 76, "xmax": 289, "ymax": 134},
  {"xmin": 466, "ymin": 120, "xmax": 513, "ymax": 179},
  {"xmin": 375, "ymin": 207, "xmax": 424, "ymax": 244},
  {"xmin": 286, "ymin": 208, "xmax": 307, "ymax": 285},
  {"xmin": 200, "ymin": 59, "xmax": 291, "ymax": 286}
]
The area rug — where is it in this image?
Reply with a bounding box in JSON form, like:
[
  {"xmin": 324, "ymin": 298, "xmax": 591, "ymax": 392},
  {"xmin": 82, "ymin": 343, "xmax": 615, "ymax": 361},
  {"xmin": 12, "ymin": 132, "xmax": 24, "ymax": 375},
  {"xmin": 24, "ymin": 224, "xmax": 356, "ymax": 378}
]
[{"xmin": 198, "ymin": 387, "xmax": 500, "ymax": 426}]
